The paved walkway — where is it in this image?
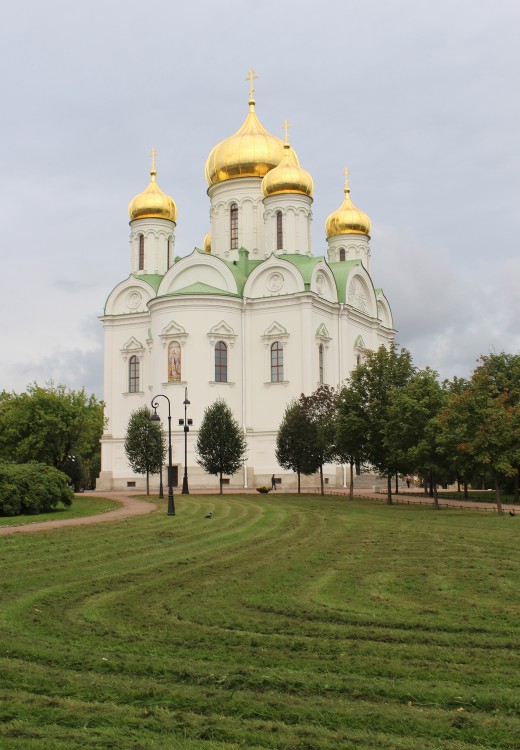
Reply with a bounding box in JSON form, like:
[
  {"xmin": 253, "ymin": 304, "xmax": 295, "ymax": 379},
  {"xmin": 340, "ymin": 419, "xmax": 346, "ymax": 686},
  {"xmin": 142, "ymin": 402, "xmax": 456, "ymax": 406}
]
[{"xmin": 0, "ymin": 491, "xmax": 157, "ymax": 536}]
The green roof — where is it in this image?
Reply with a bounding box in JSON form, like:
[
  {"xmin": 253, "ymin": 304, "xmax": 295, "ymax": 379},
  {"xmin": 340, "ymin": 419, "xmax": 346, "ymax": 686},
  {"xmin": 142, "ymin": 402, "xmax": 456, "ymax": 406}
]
[
  {"xmin": 132, "ymin": 273, "xmax": 163, "ymax": 292},
  {"xmin": 164, "ymin": 282, "xmax": 239, "ymax": 297},
  {"xmin": 327, "ymin": 260, "xmax": 362, "ymax": 303}
]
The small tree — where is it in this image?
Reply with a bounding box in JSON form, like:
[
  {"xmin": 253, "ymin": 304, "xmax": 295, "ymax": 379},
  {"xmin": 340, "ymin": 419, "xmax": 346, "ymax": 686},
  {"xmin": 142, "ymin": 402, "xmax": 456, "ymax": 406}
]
[
  {"xmin": 299, "ymin": 385, "xmax": 339, "ymax": 495},
  {"xmin": 336, "ymin": 384, "xmax": 368, "ymax": 499},
  {"xmin": 275, "ymin": 400, "xmax": 321, "ymax": 493},
  {"xmin": 124, "ymin": 406, "xmax": 165, "ymax": 495},
  {"xmin": 196, "ymin": 398, "xmax": 247, "ymax": 494}
]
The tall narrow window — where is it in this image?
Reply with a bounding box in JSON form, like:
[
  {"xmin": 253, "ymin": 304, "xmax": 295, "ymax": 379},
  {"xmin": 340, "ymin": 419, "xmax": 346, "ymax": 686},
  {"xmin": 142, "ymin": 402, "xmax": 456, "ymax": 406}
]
[
  {"xmin": 138, "ymin": 234, "xmax": 145, "ymax": 270},
  {"xmin": 168, "ymin": 340, "xmax": 181, "ymax": 382},
  {"xmin": 230, "ymin": 203, "xmax": 238, "ymax": 250},
  {"xmin": 276, "ymin": 210, "xmax": 283, "ymax": 250},
  {"xmin": 271, "ymin": 341, "xmax": 284, "ymax": 382},
  {"xmin": 129, "ymin": 355, "xmax": 140, "ymax": 392},
  {"xmin": 339, "ymin": 247, "xmax": 346, "ymax": 262},
  {"xmin": 167, "ymin": 238, "xmax": 171, "ymax": 269},
  {"xmin": 215, "ymin": 341, "xmax": 228, "ymax": 382},
  {"xmin": 318, "ymin": 344, "xmax": 324, "ymax": 383}
]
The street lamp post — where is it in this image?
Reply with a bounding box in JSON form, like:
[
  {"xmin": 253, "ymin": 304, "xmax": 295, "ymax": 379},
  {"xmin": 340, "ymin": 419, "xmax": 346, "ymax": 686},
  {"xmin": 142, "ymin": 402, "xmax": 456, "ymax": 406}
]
[
  {"xmin": 151, "ymin": 394, "xmax": 175, "ymax": 516},
  {"xmin": 181, "ymin": 387, "xmax": 190, "ymax": 494}
]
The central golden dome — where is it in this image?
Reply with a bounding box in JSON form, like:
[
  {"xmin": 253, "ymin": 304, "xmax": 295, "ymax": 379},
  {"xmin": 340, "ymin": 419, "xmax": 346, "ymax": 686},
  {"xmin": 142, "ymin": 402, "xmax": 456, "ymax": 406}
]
[{"xmin": 205, "ymin": 99, "xmax": 285, "ymax": 187}]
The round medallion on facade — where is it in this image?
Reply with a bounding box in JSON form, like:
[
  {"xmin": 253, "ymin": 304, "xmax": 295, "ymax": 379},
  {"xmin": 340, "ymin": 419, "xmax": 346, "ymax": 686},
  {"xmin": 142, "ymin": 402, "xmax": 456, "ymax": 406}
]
[
  {"xmin": 127, "ymin": 291, "xmax": 142, "ymax": 310},
  {"xmin": 267, "ymin": 272, "xmax": 284, "ymax": 292}
]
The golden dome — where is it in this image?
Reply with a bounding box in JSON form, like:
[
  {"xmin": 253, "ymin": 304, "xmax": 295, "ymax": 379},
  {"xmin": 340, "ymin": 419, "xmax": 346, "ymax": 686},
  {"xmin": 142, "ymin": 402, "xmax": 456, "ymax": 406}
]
[
  {"xmin": 129, "ymin": 152, "xmax": 177, "ymax": 222},
  {"xmin": 205, "ymin": 98, "xmax": 285, "ymax": 187},
  {"xmin": 203, "ymin": 232, "xmax": 211, "ymax": 253},
  {"xmin": 262, "ymin": 142, "xmax": 313, "ymax": 198},
  {"xmin": 325, "ymin": 171, "xmax": 371, "ymax": 237}
]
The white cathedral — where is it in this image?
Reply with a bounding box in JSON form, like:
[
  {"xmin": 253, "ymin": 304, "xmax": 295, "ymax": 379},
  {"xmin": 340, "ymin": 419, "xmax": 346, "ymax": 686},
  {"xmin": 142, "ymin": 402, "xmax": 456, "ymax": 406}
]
[{"xmin": 97, "ymin": 73, "xmax": 395, "ymax": 491}]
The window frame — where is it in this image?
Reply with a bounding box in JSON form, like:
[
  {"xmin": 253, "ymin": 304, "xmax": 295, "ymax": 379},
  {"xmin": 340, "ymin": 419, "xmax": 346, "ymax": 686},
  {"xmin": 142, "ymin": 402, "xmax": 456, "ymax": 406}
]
[
  {"xmin": 214, "ymin": 340, "xmax": 228, "ymax": 383},
  {"xmin": 270, "ymin": 341, "xmax": 284, "ymax": 382},
  {"xmin": 129, "ymin": 354, "xmax": 140, "ymax": 393},
  {"xmin": 138, "ymin": 234, "xmax": 145, "ymax": 270},
  {"xmin": 230, "ymin": 203, "xmax": 238, "ymax": 250},
  {"xmin": 276, "ymin": 210, "xmax": 283, "ymax": 250}
]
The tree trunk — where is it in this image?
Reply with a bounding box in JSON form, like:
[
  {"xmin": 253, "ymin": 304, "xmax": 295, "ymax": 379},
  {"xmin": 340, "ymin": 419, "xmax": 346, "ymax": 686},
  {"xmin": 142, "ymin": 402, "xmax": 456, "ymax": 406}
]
[
  {"xmin": 297, "ymin": 471, "xmax": 301, "ymax": 494},
  {"xmin": 395, "ymin": 472, "xmax": 399, "ymax": 495},
  {"xmin": 514, "ymin": 471, "xmax": 519, "ymax": 504},
  {"xmin": 349, "ymin": 461, "xmax": 354, "ymax": 500},
  {"xmin": 387, "ymin": 474, "xmax": 393, "ymax": 504},
  {"xmin": 457, "ymin": 476, "xmax": 461, "ymax": 493},
  {"xmin": 433, "ymin": 472, "xmax": 439, "ymax": 510},
  {"xmin": 463, "ymin": 482, "xmax": 469, "ymax": 499},
  {"xmin": 429, "ymin": 469, "xmax": 434, "ymax": 498},
  {"xmin": 319, "ymin": 464, "xmax": 324, "ymax": 495},
  {"xmin": 494, "ymin": 473, "xmax": 503, "ymax": 516},
  {"xmin": 146, "ymin": 470, "xmax": 150, "ymax": 496},
  {"xmin": 219, "ymin": 471, "xmax": 223, "ymax": 494}
]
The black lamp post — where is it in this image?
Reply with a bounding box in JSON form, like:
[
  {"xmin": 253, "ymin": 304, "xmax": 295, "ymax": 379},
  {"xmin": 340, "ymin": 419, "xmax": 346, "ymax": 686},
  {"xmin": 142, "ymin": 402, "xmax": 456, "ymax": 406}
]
[
  {"xmin": 151, "ymin": 394, "xmax": 175, "ymax": 516},
  {"xmin": 181, "ymin": 387, "xmax": 190, "ymax": 494}
]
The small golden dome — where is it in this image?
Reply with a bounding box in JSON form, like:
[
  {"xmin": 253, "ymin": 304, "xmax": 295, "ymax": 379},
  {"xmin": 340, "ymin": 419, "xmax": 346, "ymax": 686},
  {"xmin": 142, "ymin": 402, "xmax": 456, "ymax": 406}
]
[
  {"xmin": 203, "ymin": 232, "xmax": 211, "ymax": 253},
  {"xmin": 205, "ymin": 98, "xmax": 285, "ymax": 187},
  {"xmin": 129, "ymin": 152, "xmax": 177, "ymax": 222},
  {"xmin": 262, "ymin": 142, "xmax": 313, "ymax": 198},
  {"xmin": 325, "ymin": 171, "xmax": 371, "ymax": 237}
]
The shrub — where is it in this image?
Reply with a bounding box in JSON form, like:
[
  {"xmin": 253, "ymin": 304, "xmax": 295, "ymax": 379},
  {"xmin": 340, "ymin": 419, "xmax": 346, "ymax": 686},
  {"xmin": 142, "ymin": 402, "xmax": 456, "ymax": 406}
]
[
  {"xmin": 256, "ymin": 486, "xmax": 271, "ymax": 494},
  {"xmin": 0, "ymin": 462, "xmax": 74, "ymax": 516}
]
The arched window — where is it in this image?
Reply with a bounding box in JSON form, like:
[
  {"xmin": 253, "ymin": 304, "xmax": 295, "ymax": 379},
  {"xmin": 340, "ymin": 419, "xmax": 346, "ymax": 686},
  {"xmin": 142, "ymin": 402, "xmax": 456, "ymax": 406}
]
[
  {"xmin": 129, "ymin": 355, "xmax": 140, "ymax": 392},
  {"xmin": 271, "ymin": 341, "xmax": 284, "ymax": 382},
  {"xmin": 167, "ymin": 238, "xmax": 171, "ymax": 269},
  {"xmin": 339, "ymin": 247, "xmax": 346, "ymax": 262},
  {"xmin": 276, "ymin": 210, "xmax": 283, "ymax": 250},
  {"xmin": 319, "ymin": 343, "xmax": 324, "ymax": 383},
  {"xmin": 230, "ymin": 203, "xmax": 238, "ymax": 250},
  {"xmin": 215, "ymin": 341, "xmax": 228, "ymax": 382},
  {"xmin": 138, "ymin": 234, "xmax": 145, "ymax": 270},
  {"xmin": 168, "ymin": 341, "xmax": 181, "ymax": 382}
]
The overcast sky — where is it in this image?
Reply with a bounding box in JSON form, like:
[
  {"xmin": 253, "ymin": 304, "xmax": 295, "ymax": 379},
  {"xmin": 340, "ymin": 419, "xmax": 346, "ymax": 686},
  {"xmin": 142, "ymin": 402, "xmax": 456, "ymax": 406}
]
[{"xmin": 2, "ymin": 0, "xmax": 519, "ymax": 398}]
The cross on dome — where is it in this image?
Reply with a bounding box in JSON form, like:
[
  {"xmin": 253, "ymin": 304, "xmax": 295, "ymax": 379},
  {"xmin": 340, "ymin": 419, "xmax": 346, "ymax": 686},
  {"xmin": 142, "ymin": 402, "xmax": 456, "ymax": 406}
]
[
  {"xmin": 150, "ymin": 147, "xmax": 157, "ymax": 174},
  {"xmin": 245, "ymin": 67, "xmax": 258, "ymax": 101},
  {"xmin": 282, "ymin": 119, "xmax": 291, "ymax": 144},
  {"xmin": 343, "ymin": 166, "xmax": 350, "ymax": 192}
]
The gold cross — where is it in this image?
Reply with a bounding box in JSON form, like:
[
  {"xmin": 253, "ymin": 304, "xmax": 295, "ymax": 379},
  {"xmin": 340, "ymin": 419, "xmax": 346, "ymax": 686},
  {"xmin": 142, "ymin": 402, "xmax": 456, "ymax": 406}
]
[
  {"xmin": 343, "ymin": 166, "xmax": 350, "ymax": 190},
  {"xmin": 245, "ymin": 67, "xmax": 258, "ymax": 100},
  {"xmin": 282, "ymin": 119, "xmax": 291, "ymax": 144},
  {"xmin": 150, "ymin": 147, "xmax": 157, "ymax": 173}
]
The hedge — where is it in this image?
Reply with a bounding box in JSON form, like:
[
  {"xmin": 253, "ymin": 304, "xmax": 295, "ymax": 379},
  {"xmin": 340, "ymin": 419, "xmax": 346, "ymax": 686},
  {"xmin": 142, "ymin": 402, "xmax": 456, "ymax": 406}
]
[{"xmin": 0, "ymin": 462, "xmax": 74, "ymax": 516}]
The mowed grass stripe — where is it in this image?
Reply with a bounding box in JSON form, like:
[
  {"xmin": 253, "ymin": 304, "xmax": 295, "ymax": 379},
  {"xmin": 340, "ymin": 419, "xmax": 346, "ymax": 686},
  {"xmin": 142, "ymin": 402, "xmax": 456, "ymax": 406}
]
[{"xmin": 1, "ymin": 494, "xmax": 520, "ymax": 749}]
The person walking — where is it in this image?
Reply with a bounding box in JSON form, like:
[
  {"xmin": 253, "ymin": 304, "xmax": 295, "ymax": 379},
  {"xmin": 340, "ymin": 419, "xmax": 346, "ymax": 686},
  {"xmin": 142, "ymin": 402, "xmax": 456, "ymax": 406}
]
[{"xmin": 271, "ymin": 474, "xmax": 277, "ymax": 490}]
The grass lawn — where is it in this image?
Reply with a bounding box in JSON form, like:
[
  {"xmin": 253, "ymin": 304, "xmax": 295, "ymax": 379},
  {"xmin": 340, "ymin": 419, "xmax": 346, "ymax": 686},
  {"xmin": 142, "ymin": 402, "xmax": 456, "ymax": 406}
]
[
  {"xmin": 0, "ymin": 496, "xmax": 122, "ymax": 527},
  {"xmin": 1, "ymin": 493, "xmax": 519, "ymax": 749}
]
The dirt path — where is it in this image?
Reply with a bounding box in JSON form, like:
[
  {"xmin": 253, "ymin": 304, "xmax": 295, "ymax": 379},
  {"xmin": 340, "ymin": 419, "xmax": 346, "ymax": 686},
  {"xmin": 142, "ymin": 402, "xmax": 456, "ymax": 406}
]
[{"xmin": 0, "ymin": 491, "xmax": 158, "ymax": 536}]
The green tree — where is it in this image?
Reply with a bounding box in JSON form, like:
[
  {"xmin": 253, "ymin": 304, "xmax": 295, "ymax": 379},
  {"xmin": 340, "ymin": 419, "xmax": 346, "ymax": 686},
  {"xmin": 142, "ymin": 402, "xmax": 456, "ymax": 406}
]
[
  {"xmin": 195, "ymin": 398, "xmax": 247, "ymax": 494},
  {"xmin": 0, "ymin": 382, "xmax": 104, "ymax": 490},
  {"xmin": 474, "ymin": 353, "xmax": 520, "ymax": 501},
  {"xmin": 387, "ymin": 368, "xmax": 447, "ymax": 508},
  {"xmin": 124, "ymin": 406, "xmax": 165, "ymax": 495},
  {"xmin": 437, "ymin": 361, "xmax": 520, "ymax": 515},
  {"xmin": 299, "ymin": 385, "xmax": 339, "ymax": 495},
  {"xmin": 346, "ymin": 345, "xmax": 416, "ymax": 503},
  {"xmin": 336, "ymin": 384, "xmax": 369, "ymax": 499},
  {"xmin": 275, "ymin": 400, "xmax": 321, "ymax": 494}
]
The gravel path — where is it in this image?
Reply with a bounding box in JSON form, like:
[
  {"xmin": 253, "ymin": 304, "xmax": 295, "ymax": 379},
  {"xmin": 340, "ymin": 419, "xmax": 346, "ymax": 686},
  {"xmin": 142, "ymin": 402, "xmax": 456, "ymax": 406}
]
[{"xmin": 0, "ymin": 491, "xmax": 158, "ymax": 536}]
